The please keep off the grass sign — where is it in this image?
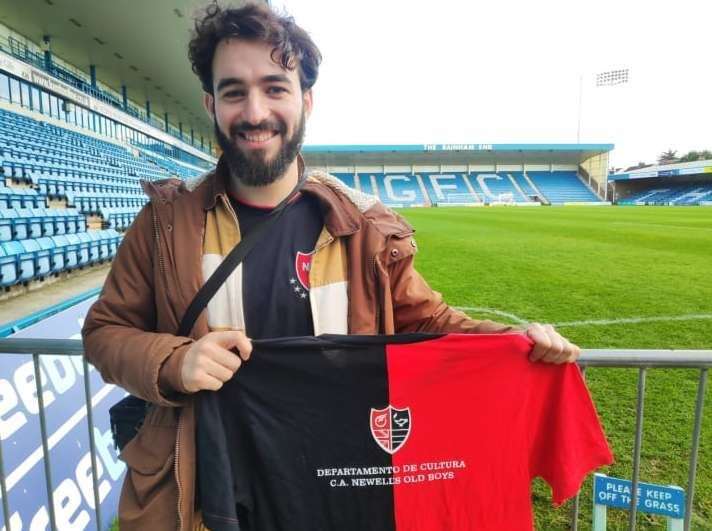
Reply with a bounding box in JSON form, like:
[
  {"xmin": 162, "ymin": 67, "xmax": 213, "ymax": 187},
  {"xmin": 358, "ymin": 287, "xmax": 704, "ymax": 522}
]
[{"xmin": 593, "ymin": 473, "xmax": 685, "ymax": 529}]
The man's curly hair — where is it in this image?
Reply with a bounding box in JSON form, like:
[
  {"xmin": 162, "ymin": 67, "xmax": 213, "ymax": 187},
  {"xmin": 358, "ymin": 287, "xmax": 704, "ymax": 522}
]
[{"xmin": 188, "ymin": 3, "xmax": 322, "ymax": 94}]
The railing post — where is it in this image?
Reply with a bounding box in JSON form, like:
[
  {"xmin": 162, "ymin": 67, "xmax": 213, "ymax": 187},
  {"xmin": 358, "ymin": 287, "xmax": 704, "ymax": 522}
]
[
  {"xmin": 32, "ymin": 354, "xmax": 57, "ymax": 531},
  {"xmin": 83, "ymin": 357, "xmax": 102, "ymax": 529},
  {"xmin": 570, "ymin": 365, "xmax": 587, "ymax": 530},
  {"xmin": 684, "ymin": 368, "xmax": 708, "ymax": 531},
  {"xmin": 628, "ymin": 367, "xmax": 647, "ymax": 530},
  {"xmin": 0, "ymin": 429, "xmax": 11, "ymax": 530}
]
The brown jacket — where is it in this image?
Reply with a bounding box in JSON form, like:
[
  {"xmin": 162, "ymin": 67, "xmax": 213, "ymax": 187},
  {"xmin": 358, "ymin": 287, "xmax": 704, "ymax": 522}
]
[{"xmin": 82, "ymin": 160, "xmax": 514, "ymax": 530}]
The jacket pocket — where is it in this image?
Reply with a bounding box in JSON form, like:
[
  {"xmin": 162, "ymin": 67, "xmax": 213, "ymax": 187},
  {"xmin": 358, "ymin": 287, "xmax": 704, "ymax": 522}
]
[{"xmin": 119, "ymin": 405, "xmax": 177, "ymax": 508}]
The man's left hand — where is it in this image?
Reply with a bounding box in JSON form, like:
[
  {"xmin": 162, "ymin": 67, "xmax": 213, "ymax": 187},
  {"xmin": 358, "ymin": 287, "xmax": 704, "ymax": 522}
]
[{"xmin": 525, "ymin": 323, "xmax": 580, "ymax": 364}]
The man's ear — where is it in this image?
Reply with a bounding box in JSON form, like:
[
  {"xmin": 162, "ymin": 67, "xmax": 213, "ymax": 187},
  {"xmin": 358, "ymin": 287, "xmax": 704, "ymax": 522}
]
[
  {"xmin": 203, "ymin": 92, "xmax": 215, "ymax": 119},
  {"xmin": 303, "ymin": 89, "xmax": 313, "ymax": 119}
]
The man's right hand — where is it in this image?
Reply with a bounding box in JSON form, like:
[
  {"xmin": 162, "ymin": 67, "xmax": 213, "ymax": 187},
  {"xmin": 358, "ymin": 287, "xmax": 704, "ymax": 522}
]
[{"xmin": 181, "ymin": 330, "xmax": 252, "ymax": 393}]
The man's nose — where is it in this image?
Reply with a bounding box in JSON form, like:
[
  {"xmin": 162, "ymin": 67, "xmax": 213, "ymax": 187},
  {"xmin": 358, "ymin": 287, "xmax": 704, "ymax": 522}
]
[{"xmin": 243, "ymin": 92, "xmax": 270, "ymax": 125}]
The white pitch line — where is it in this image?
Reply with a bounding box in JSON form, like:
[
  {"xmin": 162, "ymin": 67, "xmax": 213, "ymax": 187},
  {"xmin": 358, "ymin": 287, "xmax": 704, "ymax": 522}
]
[
  {"xmin": 454, "ymin": 307, "xmax": 712, "ymax": 328},
  {"xmin": 454, "ymin": 306, "xmax": 529, "ymax": 324},
  {"xmin": 552, "ymin": 314, "xmax": 712, "ymax": 327},
  {"xmin": 2, "ymin": 383, "xmax": 116, "ymax": 496}
]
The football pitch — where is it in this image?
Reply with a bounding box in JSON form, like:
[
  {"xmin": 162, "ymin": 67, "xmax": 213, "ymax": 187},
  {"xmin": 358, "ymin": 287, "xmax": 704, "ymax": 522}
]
[{"xmin": 398, "ymin": 205, "xmax": 712, "ymax": 529}]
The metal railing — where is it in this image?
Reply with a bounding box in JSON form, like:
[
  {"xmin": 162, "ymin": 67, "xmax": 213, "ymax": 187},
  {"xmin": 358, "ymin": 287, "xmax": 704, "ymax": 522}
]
[
  {"xmin": 574, "ymin": 350, "xmax": 711, "ymax": 530},
  {"xmin": 0, "ymin": 339, "xmax": 709, "ymax": 531}
]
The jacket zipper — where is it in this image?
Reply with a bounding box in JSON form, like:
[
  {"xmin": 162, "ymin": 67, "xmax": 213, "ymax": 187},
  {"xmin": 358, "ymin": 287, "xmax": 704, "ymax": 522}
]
[
  {"xmin": 175, "ymin": 411, "xmax": 184, "ymax": 530},
  {"xmin": 371, "ymin": 254, "xmax": 381, "ymax": 333},
  {"xmin": 153, "ymin": 200, "xmax": 183, "ymax": 529},
  {"xmin": 152, "ymin": 205, "xmax": 166, "ymax": 274}
]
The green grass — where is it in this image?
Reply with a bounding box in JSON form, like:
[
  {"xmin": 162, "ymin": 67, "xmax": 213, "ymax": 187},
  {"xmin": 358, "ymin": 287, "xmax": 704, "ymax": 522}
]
[{"xmin": 398, "ymin": 205, "xmax": 712, "ymax": 530}]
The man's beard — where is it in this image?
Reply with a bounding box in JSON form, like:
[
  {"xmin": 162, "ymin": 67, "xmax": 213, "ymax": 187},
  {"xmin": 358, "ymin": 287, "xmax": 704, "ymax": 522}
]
[{"xmin": 215, "ymin": 111, "xmax": 305, "ymax": 188}]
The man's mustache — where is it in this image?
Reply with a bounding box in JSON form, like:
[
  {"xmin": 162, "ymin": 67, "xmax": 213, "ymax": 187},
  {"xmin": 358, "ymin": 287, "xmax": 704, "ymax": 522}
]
[{"xmin": 229, "ymin": 120, "xmax": 286, "ymax": 138}]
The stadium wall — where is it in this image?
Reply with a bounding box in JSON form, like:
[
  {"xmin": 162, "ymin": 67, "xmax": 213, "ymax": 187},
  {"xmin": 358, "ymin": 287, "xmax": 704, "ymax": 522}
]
[{"xmin": 580, "ymin": 152, "xmax": 609, "ymax": 198}]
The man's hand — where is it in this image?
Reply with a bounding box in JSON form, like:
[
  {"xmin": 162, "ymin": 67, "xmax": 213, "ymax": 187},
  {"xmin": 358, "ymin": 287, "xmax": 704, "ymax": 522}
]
[
  {"xmin": 525, "ymin": 323, "xmax": 580, "ymax": 364},
  {"xmin": 181, "ymin": 330, "xmax": 252, "ymax": 393}
]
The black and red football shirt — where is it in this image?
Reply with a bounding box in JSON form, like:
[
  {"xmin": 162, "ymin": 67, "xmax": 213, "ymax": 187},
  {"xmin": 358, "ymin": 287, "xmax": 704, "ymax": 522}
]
[{"xmin": 197, "ymin": 333, "xmax": 613, "ymax": 531}]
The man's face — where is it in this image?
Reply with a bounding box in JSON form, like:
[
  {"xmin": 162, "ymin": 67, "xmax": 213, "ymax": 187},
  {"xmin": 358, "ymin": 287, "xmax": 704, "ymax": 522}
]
[{"xmin": 205, "ymin": 39, "xmax": 312, "ymax": 186}]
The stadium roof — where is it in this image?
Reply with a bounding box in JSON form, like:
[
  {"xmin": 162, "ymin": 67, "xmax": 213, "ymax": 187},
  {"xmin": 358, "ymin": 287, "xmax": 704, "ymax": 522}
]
[
  {"xmin": 303, "ymin": 143, "xmax": 614, "ymax": 166},
  {"xmin": 610, "ymin": 159, "xmax": 712, "ymax": 181},
  {"xmin": 0, "ymin": 0, "xmax": 258, "ymax": 144}
]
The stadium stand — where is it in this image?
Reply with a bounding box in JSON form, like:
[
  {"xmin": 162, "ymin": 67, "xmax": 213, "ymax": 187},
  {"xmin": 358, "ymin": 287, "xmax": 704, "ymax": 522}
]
[
  {"xmin": 526, "ymin": 171, "xmax": 601, "ymax": 203},
  {"xmin": 618, "ymin": 184, "xmax": 712, "ymax": 205},
  {"xmin": 0, "ymin": 30, "xmax": 214, "ymax": 157},
  {"xmin": 509, "ymin": 172, "xmax": 541, "ymax": 200},
  {"xmin": 0, "ymin": 104, "xmax": 208, "ymax": 291},
  {"xmin": 99, "ymin": 207, "xmax": 143, "ymax": 230},
  {"xmin": 328, "ymin": 170, "xmax": 601, "ymax": 205}
]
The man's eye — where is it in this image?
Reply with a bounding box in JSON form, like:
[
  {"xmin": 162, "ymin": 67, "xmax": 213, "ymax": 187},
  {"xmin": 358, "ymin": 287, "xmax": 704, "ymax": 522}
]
[
  {"xmin": 223, "ymin": 90, "xmax": 245, "ymax": 99},
  {"xmin": 267, "ymin": 86, "xmax": 287, "ymax": 94}
]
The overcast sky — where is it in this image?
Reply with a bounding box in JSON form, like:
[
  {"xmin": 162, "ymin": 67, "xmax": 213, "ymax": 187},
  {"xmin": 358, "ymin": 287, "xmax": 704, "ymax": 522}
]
[{"xmin": 272, "ymin": 0, "xmax": 711, "ymax": 169}]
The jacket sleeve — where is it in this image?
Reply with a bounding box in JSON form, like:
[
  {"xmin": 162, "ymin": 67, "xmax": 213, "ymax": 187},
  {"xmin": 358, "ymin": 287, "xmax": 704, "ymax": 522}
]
[
  {"xmin": 81, "ymin": 204, "xmax": 192, "ymax": 406},
  {"xmin": 387, "ymin": 238, "xmax": 519, "ymax": 335}
]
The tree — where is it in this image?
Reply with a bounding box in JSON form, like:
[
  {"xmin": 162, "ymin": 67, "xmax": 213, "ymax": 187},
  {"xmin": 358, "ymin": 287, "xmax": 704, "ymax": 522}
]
[
  {"xmin": 676, "ymin": 149, "xmax": 712, "ymax": 162},
  {"xmin": 678, "ymin": 150, "xmax": 701, "ymax": 162},
  {"xmin": 658, "ymin": 149, "xmax": 678, "ymax": 164}
]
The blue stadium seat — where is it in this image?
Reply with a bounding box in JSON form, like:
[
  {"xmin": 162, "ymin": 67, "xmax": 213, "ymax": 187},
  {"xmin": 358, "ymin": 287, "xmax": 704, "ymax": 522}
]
[
  {"xmin": 30, "ymin": 207, "xmax": 55, "ymax": 236},
  {"xmin": 77, "ymin": 232, "xmax": 100, "ymax": 264},
  {"xmin": 36, "ymin": 236, "xmax": 64, "ymax": 273},
  {"xmin": 61, "ymin": 209, "xmax": 79, "ymax": 233},
  {"xmin": 21, "ymin": 189, "xmax": 41, "ymax": 209},
  {"xmin": 0, "ymin": 214, "xmax": 11, "ymax": 242},
  {"xmin": 50, "ymin": 235, "xmax": 78, "ymax": 270},
  {"xmin": 0, "ymin": 209, "xmax": 28, "ymax": 240},
  {"xmin": 23, "ymin": 209, "xmax": 44, "ymax": 239},
  {"xmin": 0, "ymin": 245, "xmax": 18, "ymax": 287},
  {"xmin": 8, "ymin": 192, "xmax": 23, "ymax": 209},
  {"xmin": 48, "ymin": 209, "xmax": 67, "ymax": 235},
  {"xmin": 1, "ymin": 241, "xmax": 34, "ymax": 283},
  {"xmin": 66, "ymin": 234, "xmax": 89, "ymax": 267},
  {"xmin": 0, "ymin": 187, "xmax": 12, "ymax": 209},
  {"xmin": 19, "ymin": 239, "xmax": 51, "ymax": 277},
  {"xmin": 97, "ymin": 229, "xmax": 120, "ymax": 257},
  {"xmin": 88, "ymin": 230, "xmax": 110, "ymax": 261}
]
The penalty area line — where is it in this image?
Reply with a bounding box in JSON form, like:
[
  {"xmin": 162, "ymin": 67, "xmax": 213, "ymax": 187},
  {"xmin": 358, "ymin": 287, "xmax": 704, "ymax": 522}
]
[
  {"xmin": 454, "ymin": 308, "xmax": 712, "ymax": 328},
  {"xmin": 454, "ymin": 306, "xmax": 528, "ymax": 324},
  {"xmin": 552, "ymin": 314, "xmax": 712, "ymax": 328}
]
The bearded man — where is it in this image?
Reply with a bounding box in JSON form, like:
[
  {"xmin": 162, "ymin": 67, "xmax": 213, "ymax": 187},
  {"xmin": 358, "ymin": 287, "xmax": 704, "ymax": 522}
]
[{"xmin": 82, "ymin": 4, "xmax": 580, "ymax": 529}]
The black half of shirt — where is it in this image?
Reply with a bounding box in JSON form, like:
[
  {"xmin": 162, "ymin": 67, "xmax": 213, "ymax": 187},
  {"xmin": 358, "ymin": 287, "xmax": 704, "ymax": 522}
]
[{"xmin": 229, "ymin": 193, "xmax": 323, "ymax": 340}]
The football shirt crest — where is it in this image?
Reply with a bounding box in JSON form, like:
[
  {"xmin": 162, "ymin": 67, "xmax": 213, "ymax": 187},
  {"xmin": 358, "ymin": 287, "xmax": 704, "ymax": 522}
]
[
  {"xmin": 370, "ymin": 405, "xmax": 411, "ymax": 454},
  {"xmin": 295, "ymin": 251, "xmax": 314, "ymax": 290}
]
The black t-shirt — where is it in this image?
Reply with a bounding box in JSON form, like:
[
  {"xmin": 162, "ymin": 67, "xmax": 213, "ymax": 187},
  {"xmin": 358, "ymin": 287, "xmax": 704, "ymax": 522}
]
[{"xmin": 229, "ymin": 194, "xmax": 323, "ymax": 340}]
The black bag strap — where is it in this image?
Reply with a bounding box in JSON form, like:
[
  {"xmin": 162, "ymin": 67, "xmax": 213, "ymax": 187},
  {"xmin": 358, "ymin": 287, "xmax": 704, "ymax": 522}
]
[{"xmin": 177, "ymin": 176, "xmax": 307, "ymax": 337}]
